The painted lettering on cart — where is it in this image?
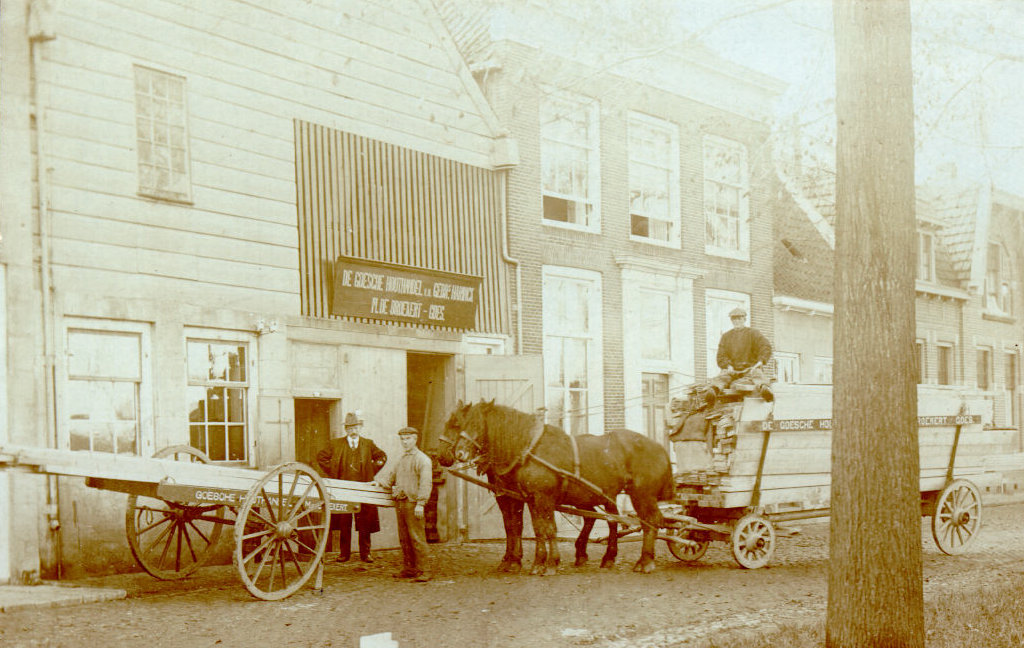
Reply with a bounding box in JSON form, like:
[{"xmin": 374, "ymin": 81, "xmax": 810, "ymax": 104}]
[
  {"xmin": 761, "ymin": 414, "xmax": 981, "ymax": 431},
  {"xmin": 156, "ymin": 484, "xmax": 359, "ymax": 513}
]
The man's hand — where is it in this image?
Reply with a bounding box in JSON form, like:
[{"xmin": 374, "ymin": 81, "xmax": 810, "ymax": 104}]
[{"xmin": 414, "ymin": 503, "xmax": 425, "ymax": 519}]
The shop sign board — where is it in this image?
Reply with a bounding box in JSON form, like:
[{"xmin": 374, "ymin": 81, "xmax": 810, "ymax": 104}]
[{"xmin": 332, "ymin": 256, "xmax": 481, "ymax": 329}]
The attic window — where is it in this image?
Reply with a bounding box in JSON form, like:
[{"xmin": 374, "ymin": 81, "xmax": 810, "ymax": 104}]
[{"xmin": 781, "ymin": 238, "xmax": 806, "ymax": 262}]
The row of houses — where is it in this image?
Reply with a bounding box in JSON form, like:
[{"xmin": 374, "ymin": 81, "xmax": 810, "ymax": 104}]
[{"xmin": 0, "ymin": 0, "xmax": 1019, "ymax": 581}]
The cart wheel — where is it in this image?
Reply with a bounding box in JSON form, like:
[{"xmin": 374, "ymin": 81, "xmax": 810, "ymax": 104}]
[
  {"xmin": 931, "ymin": 479, "xmax": 982, "ymax": 555},
  {"xmin": 126, "ymin": 445, "xmax": 228, "ymax": 580},
  {"xmin": 665, "ymin": 527, "xmax": 710, "ymax": 562},
  {"xmin": 234, "ymin": 462, "xmax": 330, "ymax": 600},
  {"xmin": 730, "ymin": 514, "xmax": 776, "ymax": 569}
]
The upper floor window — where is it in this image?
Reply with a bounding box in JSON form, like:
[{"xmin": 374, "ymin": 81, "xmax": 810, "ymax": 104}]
[
  {"xmin": 703, "ymin": 136, "xmax": 749, "ymax": 259},
  {"xmin": 134, "ymin": 65, "xmax": 191, "ymax": 202},
  {"xmin": 187, "ymin": 338, "xmax": 251, "ymax": 462},
  {"xmin": 917, "ymin": 231, "xmax": 936, "ymax": 282},
  {"xmin": 541, "ymin": 92, "xmax": 600, "ymax": 231},
  {"xmin": 985, "ymin": 243, "xmax": 1012, "ymax": 315},
  {"xmin": 628, "ymin": 113, "xmax": 679, "ymax": 246}
]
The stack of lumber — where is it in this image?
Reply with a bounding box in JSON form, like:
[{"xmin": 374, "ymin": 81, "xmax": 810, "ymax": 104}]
[{"xmin": 676, "ymin": 385, "xmax": 1011, "ymax": 511}]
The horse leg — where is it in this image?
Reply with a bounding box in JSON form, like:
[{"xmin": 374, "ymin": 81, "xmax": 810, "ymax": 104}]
[
  {"xmin": 600, "ymin": 502, "xmax": 619, "ymax": 569},
  {"xmin": 496, "ymin": 494, "xmax": 524, "ymax": 573},
  {"xmin": 630, "ymin": 494, "xmax": 663, "ymax": 573},
  {"xmin": 573, "ymin": 514, "xmax": 596, "ymax": 567},
  {"xmin": 528, "ymin": 499, "xmax": 559, "ymax": 576}
]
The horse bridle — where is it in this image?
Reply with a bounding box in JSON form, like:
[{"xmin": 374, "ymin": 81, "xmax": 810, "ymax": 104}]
[{"xmin": 438, "ymin": 416, "xmax": 487, "ymax": 466}]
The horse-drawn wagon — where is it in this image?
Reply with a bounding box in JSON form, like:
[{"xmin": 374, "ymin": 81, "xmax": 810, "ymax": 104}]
[
  {"xmin": 664, "ymin": 383, "xmax": 1002, "ymax": 568},
  {"xmin": 439, "ymin": 385, "xmax": 1004, "ymax": 574},
  {"xmin": 0, "ymin": 443, "xmax": 392, "ymax": 599}
]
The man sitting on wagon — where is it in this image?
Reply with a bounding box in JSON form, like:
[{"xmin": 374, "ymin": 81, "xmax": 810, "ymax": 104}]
[{"xmin": 708, "ymin": 306, "xmax": 773, "ymax": 402}]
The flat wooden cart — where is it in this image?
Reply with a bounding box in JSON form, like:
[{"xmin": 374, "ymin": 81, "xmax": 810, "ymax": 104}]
[
  {"xmin": 0, "ymin": 443, "xmax": 393, "ymax": 600},
  {"xmin": 663, "ymin": 384, "xmax": 1006, "ymax": 569}
]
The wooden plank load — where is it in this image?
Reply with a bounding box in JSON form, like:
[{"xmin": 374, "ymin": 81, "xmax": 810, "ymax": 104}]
[
  {"xmin": 674, "ymin": 385, "xmax": 1010, "ymax": 511},
  {"xmin": 0, "ymin": 444, "xmax": 394, "ymax": 508}
]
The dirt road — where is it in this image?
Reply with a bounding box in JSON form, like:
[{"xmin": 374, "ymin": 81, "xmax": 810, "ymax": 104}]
[{"xmin": 3, "ymin": 501, "xmax": 1024, "ymax": 648}]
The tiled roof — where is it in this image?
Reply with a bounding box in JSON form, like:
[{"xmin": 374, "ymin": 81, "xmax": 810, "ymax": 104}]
[
  {"xmin": 788, "ymin": 170, "xmax": 980, "ymax": 292},
  {"xmin": 916, "ymin": 183, "xmax": 983, "ymax": 286},
  {"xmin": 773, "ymin": 187, "xmax": 834, "ymax": 304}
]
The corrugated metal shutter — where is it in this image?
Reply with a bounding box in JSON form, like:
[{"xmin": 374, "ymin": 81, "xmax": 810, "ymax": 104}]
[{"xmin": 295, "ymin": 120, "xmax": 510, "ymax": 334}]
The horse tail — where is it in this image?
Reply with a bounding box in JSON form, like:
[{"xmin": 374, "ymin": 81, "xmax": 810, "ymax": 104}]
[{"xmin": 658, "ymin": 469, "xmax": 675, "ymax": 502}]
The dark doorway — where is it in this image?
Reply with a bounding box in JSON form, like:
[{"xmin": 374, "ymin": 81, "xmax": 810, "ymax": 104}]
[
  {"xmin": 407, "ymin": 353, "xmax": 453, "ymax": 543},
  {"xmin": 294, "ymin": 399, "xmax": 335, "ymax": 466}
]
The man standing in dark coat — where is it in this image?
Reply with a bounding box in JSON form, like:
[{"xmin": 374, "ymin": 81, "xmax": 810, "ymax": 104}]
[{"xmin": 317, "ymin": 411, "xmax": 387, "ymax": 562}]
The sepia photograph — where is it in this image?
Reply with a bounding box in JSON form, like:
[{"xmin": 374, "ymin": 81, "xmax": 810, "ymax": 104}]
[{"xmin": 0, "ymin": 0, "xmax": 1022, "ymax": 646}]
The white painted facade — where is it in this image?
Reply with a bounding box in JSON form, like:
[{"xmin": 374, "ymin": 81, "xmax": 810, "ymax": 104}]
[{"xmin": 0, "ymin": 0, "xmax": 514, "ymax": 580}]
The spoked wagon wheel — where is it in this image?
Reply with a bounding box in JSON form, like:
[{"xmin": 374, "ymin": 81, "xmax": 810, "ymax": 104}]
[
  {"xmin": 665, "ymin": 527, "xmax": 710, "ymax": 562},
  {"xmin": 931, "ymin": 479, "xmax": 982, "ymax": 555},
  {"xmin": 126, "ymin": 445, "xmax": 228, "ymax": 580},
  {"xmin": 730, "ymin": 514, "xmax": 776, "ymax": 569},
  {"xmin": 233, "ymin": 462, "xmax": 330, "ymax": 600}
]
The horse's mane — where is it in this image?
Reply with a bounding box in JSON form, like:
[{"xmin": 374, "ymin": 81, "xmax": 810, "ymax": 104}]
[{"xmin": 476, "ymin": 402, "xmax": 565, "ymax": 471}]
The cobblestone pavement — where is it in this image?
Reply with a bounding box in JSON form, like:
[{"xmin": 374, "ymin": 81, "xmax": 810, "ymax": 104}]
[{"xmin": 2, "ymin": 500, "xmax": 1023, "ymax": 648}]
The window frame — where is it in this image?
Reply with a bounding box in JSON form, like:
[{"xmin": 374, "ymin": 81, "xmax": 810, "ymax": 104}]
[
  {"xmin": 774, "ymin": 351, "xmax": 801, "ymax": 384},
  {"xmin": 133, "ymin": 64, "xmax": 193, "ymax": 203},
  {"xmin": 628, "ymin": 112, "xmax": 680, "ymax": 248},
  {"xmin": 542, "ymin": 266, "xmax": 604, "ymax": 436},
  {"xmin": 937, "ymin": 342, "xmax": 955, "ymax": 386},
  {"xmin": 185, "ymin": 328, "xmax": 258, "ymax": 465},
  {"xmin": 540, "ymin": 91, "xmax": 601, "ymax": 233},
  {"xmin": 976, "ymin": 345, "xmax": 993, "ymax": 391},
  {"xmin": 702, "ymin": 135, "xmax": 750, "ymax": 260},
  {"xmin": 813, "ymin": 356, "xmax": 833, "ymax": 384},
  {"xmin": 915, "ymin": 338, "xmax": 926, "ymax": 384},
  {"xmin": 704, "ymin": 289, "xmax": 751, "ymax": 378},
  {"xmin": 58, "ymin": 318, "xmax": 154, "ymax": 456},
  {"xmin": 916, "ymin": 230, "xmax": 936, "ymax": 283},
  {"xmin": 984, "ymin": 242, "xmax": 1013, "ymax": 316}
]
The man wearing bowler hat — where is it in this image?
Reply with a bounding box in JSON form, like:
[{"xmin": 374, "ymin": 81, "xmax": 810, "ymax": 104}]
[
  {"xmin": 374, "ymin": 426, "xmax": 433, "ymax": 582},
  {"xmin": 316, "ymin": 411, "xmax": 387, "ymax": 562}
]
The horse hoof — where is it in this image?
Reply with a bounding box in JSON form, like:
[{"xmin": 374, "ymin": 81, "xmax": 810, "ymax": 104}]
[
  {"xmin": 632, "ymin": 561, "xmax": 656, "ymax": 574},
  {"xmin": 544, "ymin": 567, "xmax": 558, "ymax": 577},
  {"xmin": 497, "ymin": 561, "xmax": 521, "ymax": 573},
  {"xmin": 599, "ymin": 559, "xmax": 615, "ymax": 569},
  {"xmin": 574, "ymin": 557, "xmax": 587, "ymax": 567}
]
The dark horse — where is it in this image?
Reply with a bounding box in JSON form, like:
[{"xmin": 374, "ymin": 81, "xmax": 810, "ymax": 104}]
[{"xmin": 435, "ymin": 400, "xmax": 674, "ymax": 574}]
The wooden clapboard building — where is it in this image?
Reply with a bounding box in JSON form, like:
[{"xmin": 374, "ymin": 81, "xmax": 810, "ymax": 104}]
[{"xmin": 0, "ymin": 0, "xmax": 524, "ymax": 580}]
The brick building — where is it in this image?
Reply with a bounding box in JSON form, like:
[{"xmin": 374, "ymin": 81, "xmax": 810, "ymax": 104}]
[
  {"xmin": 774, "ymin": 168, "xmax": 1023, "ymax": 440},
  {"xmin": 439, "ymin": 0, "xmax": 785, "ymax": 451}
]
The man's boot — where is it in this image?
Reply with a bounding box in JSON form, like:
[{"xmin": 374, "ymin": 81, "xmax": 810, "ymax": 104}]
[{"xmin": 358, "ymin": 533, "xmax": 373, "ymax": 563}]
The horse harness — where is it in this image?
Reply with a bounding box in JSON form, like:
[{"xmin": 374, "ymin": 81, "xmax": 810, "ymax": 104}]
[{"xmin": 493, "ymin": 418, "xmax": 618, "ymax": 511}]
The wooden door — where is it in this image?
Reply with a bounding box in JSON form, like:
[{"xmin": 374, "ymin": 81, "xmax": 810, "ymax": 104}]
[
  {"xmin": 294, "ymin": 399, "xmax": 333, "ymax": 467},
  {"xmin": 462, "ymin": 354, "xmax": 544, "ymax": 540}
]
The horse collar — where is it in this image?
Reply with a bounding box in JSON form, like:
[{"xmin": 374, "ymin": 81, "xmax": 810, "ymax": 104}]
[{"xmin": 494, "ymin": 417, "xmax": 545, "ymax": 477}]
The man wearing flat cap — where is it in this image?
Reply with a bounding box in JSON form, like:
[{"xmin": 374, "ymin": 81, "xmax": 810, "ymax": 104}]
[
  {"xmin": 709, "ymin": 306, "xmax": 773, "ymax": 400},
  {"xmin": 317, "ymin": 411, "xmax": 387, "ymax": 562},
  {"xmin": 374, "ymin": 426, "xmax": 433, "ymax": 582}
]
